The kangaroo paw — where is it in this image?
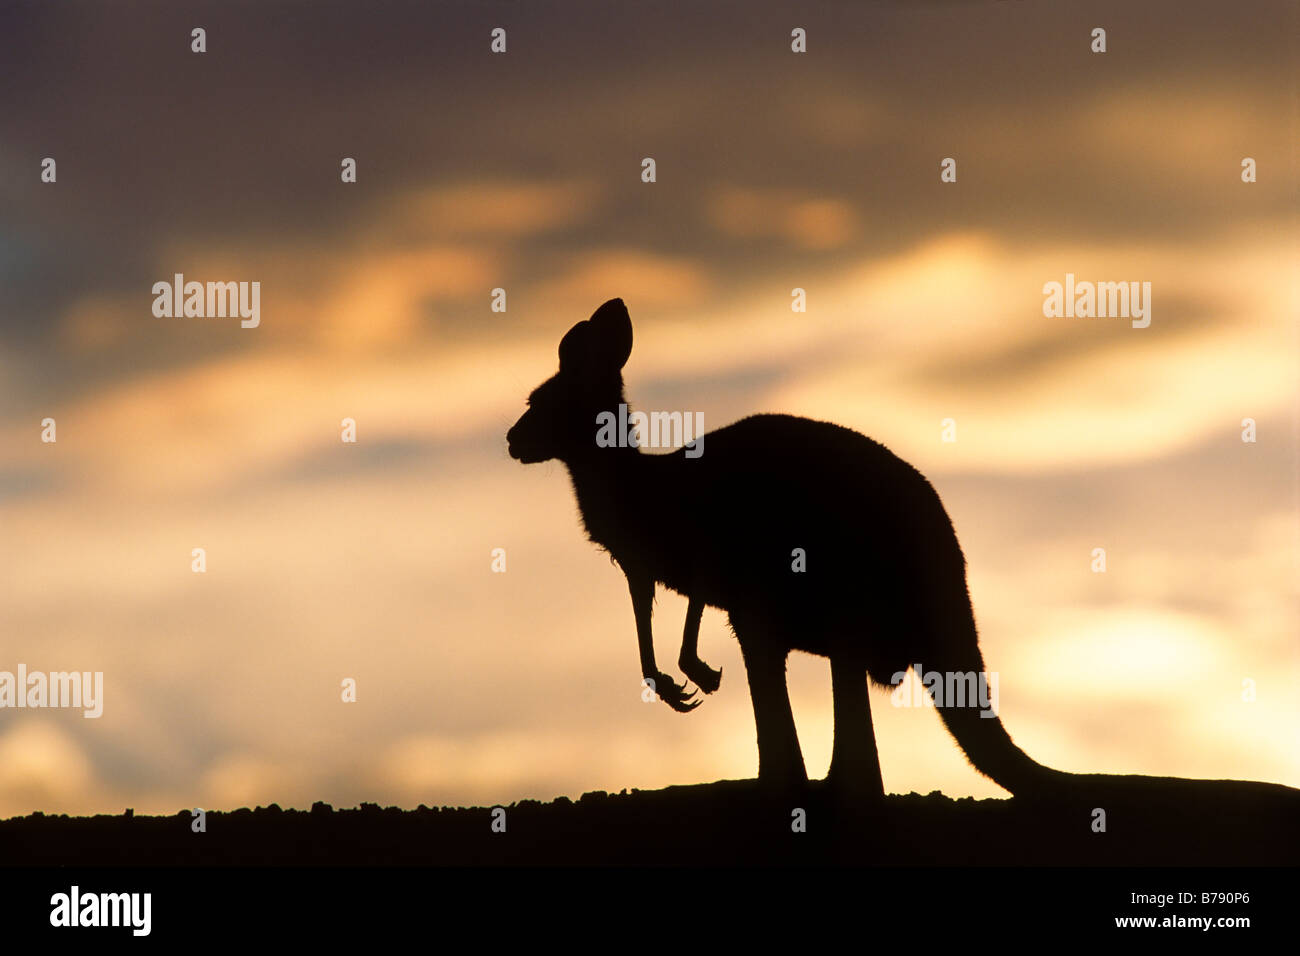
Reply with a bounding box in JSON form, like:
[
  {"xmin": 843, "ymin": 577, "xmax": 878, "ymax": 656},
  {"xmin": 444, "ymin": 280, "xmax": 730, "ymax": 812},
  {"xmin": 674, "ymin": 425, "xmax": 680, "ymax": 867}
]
[
  {"xmin": 680, "ymin": 657, "xmax": 722, "ymax": 694},
  {"xmin": 648, "ymin": 671, "xmax": 700, "ymax": 713}
]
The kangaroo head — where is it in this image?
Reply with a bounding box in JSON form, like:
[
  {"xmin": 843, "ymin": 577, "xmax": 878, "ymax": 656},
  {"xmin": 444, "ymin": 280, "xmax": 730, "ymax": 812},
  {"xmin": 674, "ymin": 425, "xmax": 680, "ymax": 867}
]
[{"xmin": 507, "ymin": 298, "xmax": 633, "ymax": 464}]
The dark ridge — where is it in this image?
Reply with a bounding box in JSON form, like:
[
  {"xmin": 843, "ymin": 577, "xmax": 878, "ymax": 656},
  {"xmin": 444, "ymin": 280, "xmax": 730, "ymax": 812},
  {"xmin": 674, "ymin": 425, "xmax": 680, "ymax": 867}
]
[{"xmin": 2, "ymin": 778, "xmax": 1296, "ymax": 866}]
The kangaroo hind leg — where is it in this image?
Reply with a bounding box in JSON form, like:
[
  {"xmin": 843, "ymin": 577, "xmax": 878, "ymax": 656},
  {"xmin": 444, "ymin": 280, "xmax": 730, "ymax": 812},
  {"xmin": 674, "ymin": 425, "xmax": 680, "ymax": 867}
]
[
  {"xmin": 827, "ymin": 656, "xmax": 885, "ymax": 798},
  {"xmin": 733, "ymin": 618, "xmax": 806, "ymax": 787}
]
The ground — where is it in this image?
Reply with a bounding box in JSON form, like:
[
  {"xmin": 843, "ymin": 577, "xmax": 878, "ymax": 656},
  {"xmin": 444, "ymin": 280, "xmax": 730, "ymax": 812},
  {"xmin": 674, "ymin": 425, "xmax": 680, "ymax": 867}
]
[{"xmin": 2, "ymin": 777, "xmax": 1296, "ymax": 866}]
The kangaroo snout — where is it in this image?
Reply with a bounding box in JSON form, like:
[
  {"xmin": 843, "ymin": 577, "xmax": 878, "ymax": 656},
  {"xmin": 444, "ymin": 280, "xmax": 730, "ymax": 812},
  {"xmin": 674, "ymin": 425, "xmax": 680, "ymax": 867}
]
[
  {"xmin": 506, "ymin": 413, "xmax": 547, "ymax": 463},
  {"xmin": 505, "ymin": 421, "xmax": 529, "ymax": 462}
]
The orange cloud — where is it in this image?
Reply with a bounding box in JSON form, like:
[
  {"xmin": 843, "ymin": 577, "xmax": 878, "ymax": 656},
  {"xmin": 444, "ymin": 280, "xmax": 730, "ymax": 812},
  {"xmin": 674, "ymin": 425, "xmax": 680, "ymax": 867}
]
[
  {"xmin": 384, "ymin": 180, "xmax": 598, "ymax": 240},
  {"xmin": 529, "ymin": 250, "xmax": 712, "ymax": 314},
  {"xmin": 707, "ymin": 186, "xmax": 859, "ymax": 249}
]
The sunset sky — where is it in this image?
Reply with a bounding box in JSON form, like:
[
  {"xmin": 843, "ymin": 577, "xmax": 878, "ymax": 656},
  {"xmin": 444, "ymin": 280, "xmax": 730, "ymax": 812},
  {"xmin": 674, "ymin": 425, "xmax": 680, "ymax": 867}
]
[{"xmin": 0, "ymin": 0, "xmax": 1295, "ymax": 818}]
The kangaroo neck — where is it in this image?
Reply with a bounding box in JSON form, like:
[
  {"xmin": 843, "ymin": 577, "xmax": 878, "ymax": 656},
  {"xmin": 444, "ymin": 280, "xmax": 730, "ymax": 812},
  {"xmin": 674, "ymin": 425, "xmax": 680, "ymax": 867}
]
[
  {"xmin": 564, "ymin": 444, "xmax": 643, "ymax": 496},
  {"xmin": 562, "ymin": 445, "xmax": 647, "ymax": 550}
]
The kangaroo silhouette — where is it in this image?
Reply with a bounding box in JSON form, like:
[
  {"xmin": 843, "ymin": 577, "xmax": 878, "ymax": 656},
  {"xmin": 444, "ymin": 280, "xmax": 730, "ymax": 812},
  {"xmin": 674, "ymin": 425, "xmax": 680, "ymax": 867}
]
[{"xmin": 505, "ymin": 298, "xmax": 1293, "ymax": 803}]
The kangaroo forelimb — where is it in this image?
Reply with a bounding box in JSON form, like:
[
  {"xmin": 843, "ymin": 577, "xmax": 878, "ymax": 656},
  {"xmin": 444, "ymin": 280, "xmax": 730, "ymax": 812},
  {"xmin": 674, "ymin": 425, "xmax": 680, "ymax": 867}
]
[
  {"xmin": 678, "ymin": 594, "xmax": 722, "ymax": 694},
  {"xmin": 625, "ymin": 567, "xmax": 698, "ymax": 713}
]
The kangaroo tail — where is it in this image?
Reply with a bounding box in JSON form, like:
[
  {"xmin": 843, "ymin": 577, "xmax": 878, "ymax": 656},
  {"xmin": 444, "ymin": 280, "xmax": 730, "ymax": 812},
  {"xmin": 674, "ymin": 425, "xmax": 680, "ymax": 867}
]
[
  {"xmin": 933, "ymin": 689, "xmax": 1300, "ymax": 822},
  {"xmin": 914, "ymin": 581, "xmax": 1069, "ymax": 795},
  {"xmin": 911, "ymin": 526, "xmax": 1297, "ymax": 802},
  {"xmin": 929, "ymin": 685, "xmax": 1068, "ymax": 795}
]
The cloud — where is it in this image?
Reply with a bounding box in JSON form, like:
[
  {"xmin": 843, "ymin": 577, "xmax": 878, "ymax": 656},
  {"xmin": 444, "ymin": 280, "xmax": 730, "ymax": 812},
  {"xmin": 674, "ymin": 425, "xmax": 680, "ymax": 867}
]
[
  {"xmin": 0, "ymin": 721, "xmax": 97, "ymax": 817},
  {"xmin": 383, "ymin": 181, "xmax": 598, "ymax": 241},
  {"xmin": 707, "ymin": 187, "xmax": 859, "ymax": 249},
  {"xmin": 198, "ymin": 753, "xmax": 308, "ymax": 810},
  {"xmin": 528, "ymin": 250, "xmax": 712, "ymax": 315}
]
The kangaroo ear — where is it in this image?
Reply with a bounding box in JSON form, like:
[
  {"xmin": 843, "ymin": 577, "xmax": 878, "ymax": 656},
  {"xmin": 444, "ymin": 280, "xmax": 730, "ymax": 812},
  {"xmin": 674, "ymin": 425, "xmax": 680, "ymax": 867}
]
[
  {"xmin": 588, "ymin": 298, "xmax": 633, "ymax": 368},
  {"xmin": 558, "ymin": 298, "xmax": 633, "ymax": 373}
]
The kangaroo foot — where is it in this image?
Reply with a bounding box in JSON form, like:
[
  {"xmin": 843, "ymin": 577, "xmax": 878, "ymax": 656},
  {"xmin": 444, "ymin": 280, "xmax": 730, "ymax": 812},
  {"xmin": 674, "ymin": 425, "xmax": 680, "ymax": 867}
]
[
  {"xmin": 826, "ymin": 757, "xmax": 885, "ymax": 801},
  {"xmin": 758, "ymin": 754, "xmax": 809, "ymax": 789},
  {"xmin": 679, "ymin": 655, "xmax": 722, "ymax": 694},
  {"xmin": 646, "ymin": 671, "xmax": 700, "ymax": 713}
]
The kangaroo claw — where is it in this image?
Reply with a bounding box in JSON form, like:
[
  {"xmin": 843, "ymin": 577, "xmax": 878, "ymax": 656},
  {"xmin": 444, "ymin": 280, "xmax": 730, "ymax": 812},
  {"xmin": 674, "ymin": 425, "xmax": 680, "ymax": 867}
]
[
  {"xmin": 651, "ymin": 672, "xmax": 700, "ymax": 712},
  {"xmin": 681, "ymin": 659, "xmax": 722, "ymax": 695}
]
